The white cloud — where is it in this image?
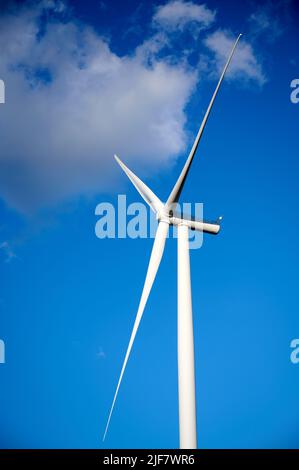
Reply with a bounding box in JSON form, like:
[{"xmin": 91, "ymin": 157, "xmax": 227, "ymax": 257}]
[
  {"xmin": 249, "ymin": 9, "xmax": 279, "ymax": 39},
  {"xmin": 0, "ymin": 1, "xmax": 197, "ymax": 213},
  {"xmin": 0, "ymin": 1, "xmax": 266, "ymax": 214},
  {"xmin": 248, "ymin": 0, "xmax": 291, "ymax": 43},
  {"xmin": 153, "ymin": 0, "xmax": 215, "ymax": 33},
  {"xmin": 204, "ymin": 30, "xmax": 266, "ymax": 86}
]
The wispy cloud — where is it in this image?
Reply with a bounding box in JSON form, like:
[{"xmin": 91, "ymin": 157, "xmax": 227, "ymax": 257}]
[
  {"xmin": 96, "ymin": 347, "xmax": 106, "ymax": 360},
  {"xmin": 248, "ymin": 0, "xmax": 291, "ymax": 43},
  {"xmin": 153, "ymin": 0, "xmax": 215, "ymax": 34},
  {"xmin": 204, "ymin": 30, "xmax": 267, "ymax": 86},
  {"xmin": 0, "ymin": 241, "xmax": 17, "ymax": 263}
]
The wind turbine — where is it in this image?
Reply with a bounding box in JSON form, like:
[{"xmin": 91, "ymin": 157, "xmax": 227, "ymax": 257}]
[{"xmin": 103, "ymin": 34, "xmax": 242, "ymax": 449}]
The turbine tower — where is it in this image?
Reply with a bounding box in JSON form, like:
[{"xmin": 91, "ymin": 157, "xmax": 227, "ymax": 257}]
[{"xmin": 104, "ymin": 34, "xmax": 242, "ymax": 449}]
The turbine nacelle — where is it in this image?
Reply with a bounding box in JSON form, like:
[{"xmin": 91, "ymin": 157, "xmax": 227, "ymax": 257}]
[
  {"xmin": 169, "ymin": 214, "xmax": 221, "ymax": 235},
  {"xmin": 156, "ymin": 207, "xmax": 221, "ymax": 235}
]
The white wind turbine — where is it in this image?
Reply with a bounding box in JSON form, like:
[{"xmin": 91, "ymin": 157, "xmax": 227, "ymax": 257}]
[{"xmin": 103, "ymin": 34, "xmax": 242, "ymax": 449}]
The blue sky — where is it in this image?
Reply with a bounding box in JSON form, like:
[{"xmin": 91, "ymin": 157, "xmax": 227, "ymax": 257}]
[{"xmin": 0, "ymin": 0, "xmax": 299, "ymax": 449}]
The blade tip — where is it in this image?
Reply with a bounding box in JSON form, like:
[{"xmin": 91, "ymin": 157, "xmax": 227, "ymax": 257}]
[
  {"xmin": 114, "ymin": 154, "xmax": 123, "ymax": 168},
  {"xmin": 102, "ymin": 426, "xmax": 108, "ymax": 442}
]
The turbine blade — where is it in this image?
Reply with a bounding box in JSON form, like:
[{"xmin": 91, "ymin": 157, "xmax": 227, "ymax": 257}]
[
  {"xmin": 103, "ymin": 220, "xmax": 169, "ymax": 441},
  {"xmin": 115, "ymin": 154, "xmax": 163, "ymax": 213},
  {"xmin": 166, "ymin": 34, "xmax": 242, "ymax": 208}
]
